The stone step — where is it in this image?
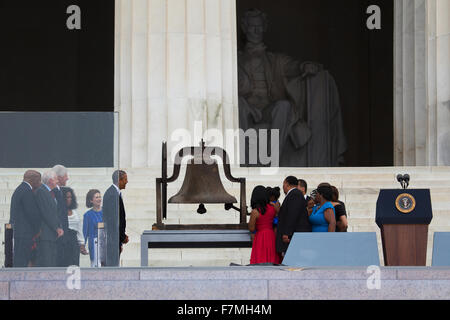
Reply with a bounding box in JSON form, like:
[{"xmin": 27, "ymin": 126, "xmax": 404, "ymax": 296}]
[
  {"xmin": 1, "ymin": 168, "xmax": 449, "ymax": 179},
  {"xmin": 125, "ymin": 217, "xmax": 242, "ymax": 232},
  {"xmin": 345, "ymin": 200, "xmax": 449, "ymax": 211},
  {"xmin": 348, "ymin": 214, "xmax": 450, "ymax": 227},
  {"xmin": 1, "ymin": 203, "xmax": 448, "ymax": 221},
  {"xmin": 122, "ymin": 258, "xmax": 251, "ymax": 267},
  {"xmin": 121, "ymin": 243, "xmax": 251, "ymax": 260},
  {"xmin": 343, "ymin": 191, "xmax": 450, "ymax": 202},
  {"xmin": 0, "ymin": 166, "xmax": 449, "ymax": 268},
  {"xmin": 347, "ymin": 208, "xmax": 450, "ymax": 218},
  {"xmin": 1, "ymin": 184, "xmax": 448, "ymax": 200},
  {"xmin": 119, "ymin": 190, "xmax": 450, "ymax": 206},
  {"xmin": 0, "ymin": 169, "xmax": 450, "ymax": 181},
  {"xmin": 125, "ymin": 209, "xmax": 450, "ymax": 232},
  {"xmin": 0, "ymin": 167, "xmax": 449, "ymax": 178}
]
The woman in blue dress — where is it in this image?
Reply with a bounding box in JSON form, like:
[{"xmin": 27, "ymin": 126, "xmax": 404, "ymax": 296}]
[
  {"xmin": 308, "ymin": 185, "xmax": 336, "ymax": 232},
  {"xmin": 83, "ymin": 189, "xmax": 103, "ymax": 267}
]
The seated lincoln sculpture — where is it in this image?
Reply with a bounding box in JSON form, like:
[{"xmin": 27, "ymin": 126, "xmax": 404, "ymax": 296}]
[{"xmin": 238, "ymin": 8, "xmax": 347, "ymax": 167}]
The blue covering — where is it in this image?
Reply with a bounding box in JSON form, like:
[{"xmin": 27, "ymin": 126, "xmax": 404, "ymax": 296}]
[
  {"xmin": 432, "ymin": 233, "xmax": 450, "ymax": 266},
  {"xmin": 283, "ymin": 232, "xmax": 380, "ymax": 267}
]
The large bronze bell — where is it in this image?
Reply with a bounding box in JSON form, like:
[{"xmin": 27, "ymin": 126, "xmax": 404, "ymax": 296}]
[
  {"xmin": 154, "ymin": 140, "xmax": 248, "ymax": 230},
  {"xmin": 168, "ymin": 159, "xmax": 237, "ymax": 204}
]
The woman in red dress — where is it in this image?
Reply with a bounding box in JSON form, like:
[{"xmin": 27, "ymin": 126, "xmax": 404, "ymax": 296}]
[{"xmin": 248, "ymin": 186, "xmax": 281, "ymax": 265}]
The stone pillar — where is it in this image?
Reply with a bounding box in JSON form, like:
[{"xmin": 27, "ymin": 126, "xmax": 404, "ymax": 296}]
[
  {"xmin": 394, "ymin": 0, "xmax": 427, "ymax": 166},
  {"xmin": 114, "ymin": 0, "xmax": 239, "ymax": 168},
  {"xmin": 395, "ymin": 0, "xmax": 450, "ymax": 166},
  {"xmin": 432, "ymin": 0, "xmax": 450, "ymax": 165}
]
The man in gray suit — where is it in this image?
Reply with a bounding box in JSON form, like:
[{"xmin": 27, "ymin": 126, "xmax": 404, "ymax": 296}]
[
  {"xmin": 103, "ymin": 170, "xmax": 129, "ymax": 267},
  {"xmin": 35, "ymin": 170, "xmax": 64, "ymax": 267},
  {"xmin": 52, "ymin": 164, "xmax": 70, "ymax": 267}
]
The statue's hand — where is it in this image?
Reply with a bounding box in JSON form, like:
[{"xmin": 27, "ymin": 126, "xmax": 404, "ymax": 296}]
[
  {"xmin": 238, "ymin": 68, "xmax": 252, "ymax": 96},
  {"xmin": 300, "ymin": 62, "xmax": 322, "ymax": 78}
]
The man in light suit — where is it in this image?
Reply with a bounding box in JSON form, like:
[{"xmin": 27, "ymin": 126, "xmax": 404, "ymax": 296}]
[
  {"xmin": 52, "ymin": 164, "xmax": 70, "ymax": 267},
  {"xmin": 9, "ymin": 170, "xmax": 42, "ymax": 267},
  {"xmin": 103, "ymin": 170, "xmax": 129, "ymax": 267},
  {"xmin": 35, "ymin": 170, "xmax": 64, "ymax": 267},
  {"xmin": 276, "ymin": 176, "xmax": 312, "ymax": 259}
]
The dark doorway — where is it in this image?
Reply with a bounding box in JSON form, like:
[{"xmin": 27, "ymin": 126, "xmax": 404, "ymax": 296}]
[
  {"xmin": 0, "ymin": 0, "xmax": 114, "ymax": 111},
  {"xmin": 237, "ymin": 0, "xmax": 393, "ymax": 167},
  {"xmin": 0, "ymin": 0, "xmax": 115, "ymax": 167}
]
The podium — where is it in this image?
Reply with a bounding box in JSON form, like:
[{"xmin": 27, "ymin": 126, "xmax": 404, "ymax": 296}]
[{"xmin": 376, "ymin": 189, "xmax": 433, "ymax": 266}]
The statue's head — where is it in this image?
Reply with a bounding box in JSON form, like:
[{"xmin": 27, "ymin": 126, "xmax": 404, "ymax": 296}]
[{"xmin": 241, "ymin": 9, "xmax": 268, "ymax": 44}]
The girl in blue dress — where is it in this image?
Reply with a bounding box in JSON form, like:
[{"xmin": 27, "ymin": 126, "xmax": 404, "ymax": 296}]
[
  {"xmin": 308, "ymin": 185, "xmax": 336, "ymax": 232},
  {"xmin": 266, "ymin": 186, "xmax": 281, "ymax": 228},
  {"xmin": 83, "ymin": 189, "xmax": 103, "ymax": 267}
]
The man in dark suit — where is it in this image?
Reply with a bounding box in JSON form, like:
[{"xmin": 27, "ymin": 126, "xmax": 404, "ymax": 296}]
[
  {"xmin": 276, "ymin": 176, "xmax": 312, "ymax": 259},
  {"xmin": 9, "ymin": 170, "xmax": 42, "ymax": 267},
  {"xmin": 52, "ymin": 165, "xmax": 70, "ymax": 267},
  {"xmin": 103, "ymin": 170, "xmax": 129, "ymax": 267},
  {"xmin": 35, "ymin": 170, "xmax": 64, "ymax": 267},
  {"xmin": 298, "ymin": 179, "xmax": 312, "ymax": 203}
]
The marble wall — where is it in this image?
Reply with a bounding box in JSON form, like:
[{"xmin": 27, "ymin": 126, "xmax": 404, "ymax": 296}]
[
  {"xmin": 434, "ymin": 0, "xmax": 450, "ymax": 165},
  {"xmin": 115, "ymin": 0, "xmax": 449, "ymax": 168},
  {"xmin": 114, "ymin": 0, "xmax": 239, "ymax": 168},
  {"xmin": 394, "ymin": 0, "xmax": 450, "ymax": 166}
]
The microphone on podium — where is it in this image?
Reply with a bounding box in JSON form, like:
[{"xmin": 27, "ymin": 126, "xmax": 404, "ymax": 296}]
[
  {"xmin": 403, "ymin": 174, "xmax": 410, "ymax": 189},
  {"xmin": 396, "ymin": 174, "xmax": 410, "ymax": 189}
]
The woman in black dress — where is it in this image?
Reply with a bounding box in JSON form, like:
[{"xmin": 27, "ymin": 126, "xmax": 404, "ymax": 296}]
[
  {"xmin": 331, "ymin": 186, "xmax": 348, "ymax": 232},
  {"xmin": 62, "ymin": 187, "xmax": 87, "ymax": 266}
]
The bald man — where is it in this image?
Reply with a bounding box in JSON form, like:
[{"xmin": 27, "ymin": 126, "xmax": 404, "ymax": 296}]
[{"xmin": 9, "ymin": 170, "xmax": 42, "ymax": 267}]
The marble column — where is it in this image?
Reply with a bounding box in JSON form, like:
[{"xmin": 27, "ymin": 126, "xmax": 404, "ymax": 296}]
[
  {"xmin": 433, "ymin": 0, "xmax": 450, "ymax": 165},
  {"xmin": 114, "ymin": 0, "xmax": 239, "ymax": 168},
  {"xmin": 394, "ymin": 0, "xmax": 427, "ymax": 166},
  {"xmin": 395, "ymin": 0, "xmax": 450, "ymax": 166},
  {"xmin": 116, "ymin": 0, "xmax": 448, "ymax": 168}
]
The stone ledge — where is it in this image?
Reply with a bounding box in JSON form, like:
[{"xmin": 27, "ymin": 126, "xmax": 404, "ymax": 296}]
[
  {"xmin": 139, "ymin": 267, "xmax": 397, "ymax": 281},
  {"xmin": 9, "ymin": 279, "xmax": 267, "ymax": 300},
  {"xmin": 268, "ymin": 279, "xmax": 450, "ymax": 300},
  {"xmin": 0, "ymin": 268, "xmax": 141, "ymax": 281},
  {"xmin": 2, "ymin": 267, "xmax": 450, "ymax": 299},
  {"xmin": 0, "ymin": 282, "xmax": 8, "ymax": 300},
  {"xmin": 396, "ymin": 267, "xmax": 450, "ymax": 280}
]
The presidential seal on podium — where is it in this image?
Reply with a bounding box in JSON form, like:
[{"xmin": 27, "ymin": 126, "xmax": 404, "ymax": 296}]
[{"xmin": 395, "ymin": 193, "xmax": 416, "ymax": 214}]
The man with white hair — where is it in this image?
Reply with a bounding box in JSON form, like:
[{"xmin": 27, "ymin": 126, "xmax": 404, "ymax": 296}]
[
  {"xmin": 52, "ymin": 164, "xmax": 70, "ymax": 267},
  {"xmin": 35, "ymin": 170, "xmax": 64, "ymax": 267},
  {"xmin": 52, "ymin": 165, "xmax": 69, "ymax": 187}
]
